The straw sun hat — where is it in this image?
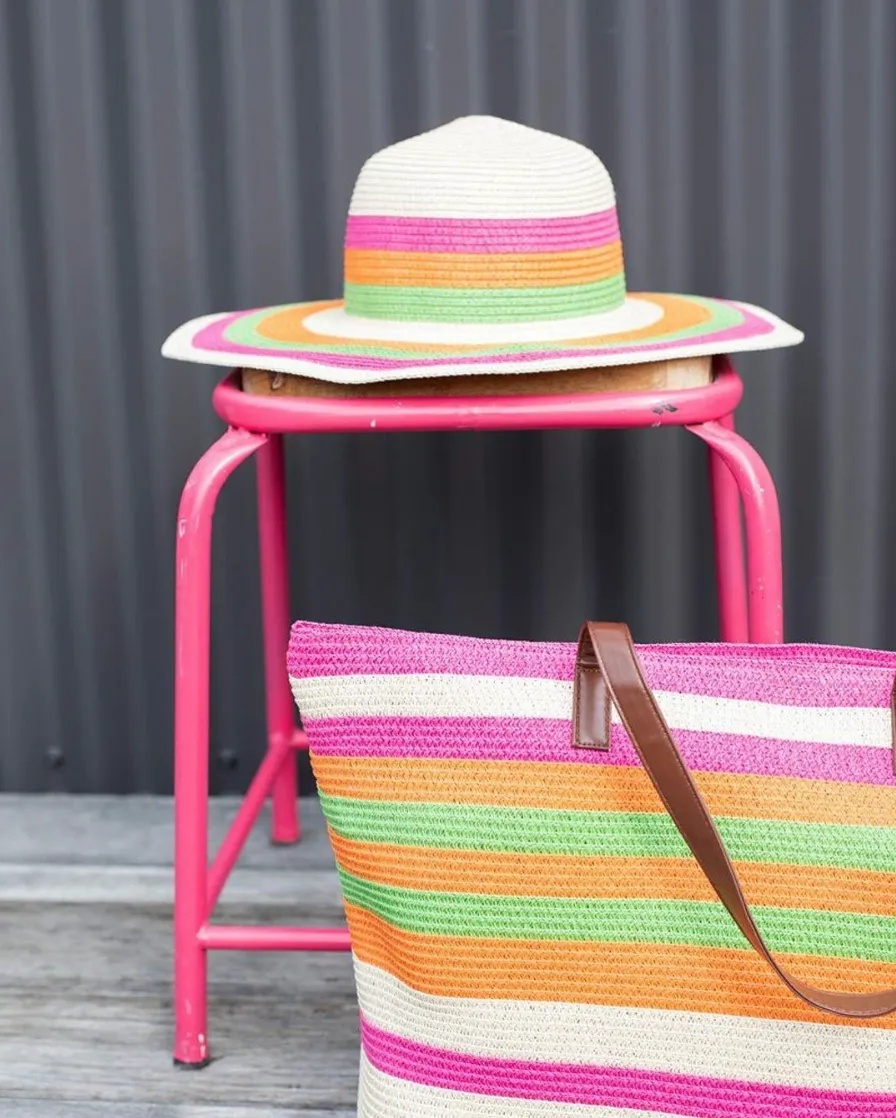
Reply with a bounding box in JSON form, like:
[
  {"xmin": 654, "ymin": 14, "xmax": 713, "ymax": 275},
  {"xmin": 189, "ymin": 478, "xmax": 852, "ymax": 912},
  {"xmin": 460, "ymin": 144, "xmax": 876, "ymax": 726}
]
[{"xmin": 162, "ymin": 116, "xmax": 802, "ymax": 383}]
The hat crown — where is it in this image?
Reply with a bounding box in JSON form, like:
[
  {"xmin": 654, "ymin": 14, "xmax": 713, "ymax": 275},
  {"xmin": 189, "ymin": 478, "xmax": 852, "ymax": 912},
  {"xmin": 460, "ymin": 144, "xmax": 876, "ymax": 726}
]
[
  {"xmin": 349, "ymin": 116, "xmax": 616, "ymax": 218},
  {"xmin": 343, "ymin": 116, "xmax": 626, "ymax": 324}
]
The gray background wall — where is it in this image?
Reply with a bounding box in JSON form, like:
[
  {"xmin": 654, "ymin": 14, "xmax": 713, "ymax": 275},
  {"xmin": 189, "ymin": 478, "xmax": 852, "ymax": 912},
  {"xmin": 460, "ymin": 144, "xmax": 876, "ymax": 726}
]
[{"xmin": 1, "ymin": 0, "xmax": 895, "ymax": 794}]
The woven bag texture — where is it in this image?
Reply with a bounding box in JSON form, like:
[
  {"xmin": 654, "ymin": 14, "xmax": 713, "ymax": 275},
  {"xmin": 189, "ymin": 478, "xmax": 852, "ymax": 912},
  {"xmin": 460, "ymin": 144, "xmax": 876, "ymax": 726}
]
[{"xmin": 288, "ymin": 622, "xmax": 896, "ymax": 1116}]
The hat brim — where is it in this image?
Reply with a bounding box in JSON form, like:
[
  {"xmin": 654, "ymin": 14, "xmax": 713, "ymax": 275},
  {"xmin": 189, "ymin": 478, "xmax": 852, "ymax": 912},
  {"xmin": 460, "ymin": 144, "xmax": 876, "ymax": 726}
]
[{"xmin": 162, "ymin": 293, "xmax": 802, "ymax": 384}]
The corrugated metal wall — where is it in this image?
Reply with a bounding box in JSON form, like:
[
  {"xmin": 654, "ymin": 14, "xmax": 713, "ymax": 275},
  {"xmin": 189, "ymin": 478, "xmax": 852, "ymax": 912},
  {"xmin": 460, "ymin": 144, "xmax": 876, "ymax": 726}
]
[{"xmin": 2, "ymin": 0, "xmax": 895, "ymax": 793}]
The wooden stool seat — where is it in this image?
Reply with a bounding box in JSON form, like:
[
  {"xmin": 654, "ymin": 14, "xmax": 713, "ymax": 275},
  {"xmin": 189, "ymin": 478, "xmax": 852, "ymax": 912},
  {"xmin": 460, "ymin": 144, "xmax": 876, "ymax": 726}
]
[{"xmin": 241, "ymin": 356, "xmax": 712, "ymax": 399}]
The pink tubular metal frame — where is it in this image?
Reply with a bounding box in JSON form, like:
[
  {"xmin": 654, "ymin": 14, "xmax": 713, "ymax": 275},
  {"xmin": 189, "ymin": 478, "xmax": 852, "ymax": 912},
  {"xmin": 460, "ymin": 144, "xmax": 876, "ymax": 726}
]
[{"xmin": 172, "ymin": 356, "xmax": 783, "ymax": 1066}]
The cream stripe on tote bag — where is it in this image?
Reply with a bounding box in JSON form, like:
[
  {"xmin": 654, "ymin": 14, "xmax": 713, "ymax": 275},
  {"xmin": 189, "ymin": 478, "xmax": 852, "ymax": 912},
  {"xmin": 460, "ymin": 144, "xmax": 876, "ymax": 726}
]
[{"xmin": 288, "ymin": 619, "xmax": 896, "ymax": 1116}]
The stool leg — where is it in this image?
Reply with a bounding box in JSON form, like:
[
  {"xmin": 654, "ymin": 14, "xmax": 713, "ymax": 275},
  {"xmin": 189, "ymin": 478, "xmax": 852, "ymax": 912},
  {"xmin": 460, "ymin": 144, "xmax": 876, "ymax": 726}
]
[
  {"xmin": 706, "ymin": 413, "xmax": 749, "ymax": 642},
  {"xmin": 688, "ymin": 420, "xmax": 783, "ymax": 643},
  {"xmin": 174, "ymin": 427, "xmax": 267, "ymax": 1068},
  {"xmin": 256, "ymin": 434, "xmax": 300, "ymax": 845}
]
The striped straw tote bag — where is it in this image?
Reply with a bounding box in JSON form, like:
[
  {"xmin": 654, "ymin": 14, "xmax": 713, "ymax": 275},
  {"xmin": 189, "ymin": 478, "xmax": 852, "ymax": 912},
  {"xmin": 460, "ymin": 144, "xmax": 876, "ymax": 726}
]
[{"xmin": 287, "ymin": 619, "xmax": 896, "ymax": 1116}]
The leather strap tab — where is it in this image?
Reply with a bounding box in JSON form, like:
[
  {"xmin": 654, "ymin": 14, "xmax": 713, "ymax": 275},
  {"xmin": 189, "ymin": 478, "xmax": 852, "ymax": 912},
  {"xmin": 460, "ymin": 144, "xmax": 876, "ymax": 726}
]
[
  {"xmin": 573, "ymin": 642, "xmax": 611, "ymax": 749},
  {"xmin": 575, "ymin": 621, "xmax": 896, "ymax": 1019}
]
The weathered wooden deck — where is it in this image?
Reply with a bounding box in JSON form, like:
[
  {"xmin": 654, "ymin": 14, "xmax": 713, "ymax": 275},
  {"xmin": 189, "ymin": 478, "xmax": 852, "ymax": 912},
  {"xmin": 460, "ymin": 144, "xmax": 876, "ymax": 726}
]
[{"xmin": 0, "ymin": 795, "xmax": 357, "ymax": 1117}]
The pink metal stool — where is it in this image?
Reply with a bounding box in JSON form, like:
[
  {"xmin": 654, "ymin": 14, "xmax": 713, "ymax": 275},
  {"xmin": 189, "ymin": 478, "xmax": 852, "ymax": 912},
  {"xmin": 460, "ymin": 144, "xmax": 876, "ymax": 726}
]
[{"xmin": 173, "ymin": 355, "xmax": 783, "ymax": 1067}]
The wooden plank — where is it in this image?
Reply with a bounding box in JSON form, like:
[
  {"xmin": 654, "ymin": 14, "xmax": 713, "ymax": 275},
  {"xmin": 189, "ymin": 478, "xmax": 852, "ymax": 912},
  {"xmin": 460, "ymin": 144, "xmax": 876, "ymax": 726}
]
[
  {"xmin": 0, "ymin": 795, "xmax": 358, "ymax": 1112},
  {"xmin": 0, "ymin": 795, "xmax": 337, "ymax": 871},
  {"xmin": 242, "ymin": 354, "xmax": 712, "ymax": 398},
  {"xmin": 0, "ymin": 863, "xmax": 345, "ymax": 908},
  {"xmin": 0, "ymin": 903, "xmax": 357, "ymax": 1109}
]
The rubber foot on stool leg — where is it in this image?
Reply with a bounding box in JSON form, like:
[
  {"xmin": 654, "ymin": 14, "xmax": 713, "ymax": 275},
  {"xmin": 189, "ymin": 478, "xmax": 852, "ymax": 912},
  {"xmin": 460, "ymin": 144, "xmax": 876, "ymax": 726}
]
[{"xmin": 174, "ymin": 1055, "xmax": 213, "ymax": 1070}]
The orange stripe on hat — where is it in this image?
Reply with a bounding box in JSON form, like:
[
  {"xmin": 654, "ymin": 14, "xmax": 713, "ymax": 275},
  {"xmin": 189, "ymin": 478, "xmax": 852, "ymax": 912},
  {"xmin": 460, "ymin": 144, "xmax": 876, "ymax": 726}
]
[{"xmin": 344, "ymin": 243, "xmax": 624, "ymax": 288}]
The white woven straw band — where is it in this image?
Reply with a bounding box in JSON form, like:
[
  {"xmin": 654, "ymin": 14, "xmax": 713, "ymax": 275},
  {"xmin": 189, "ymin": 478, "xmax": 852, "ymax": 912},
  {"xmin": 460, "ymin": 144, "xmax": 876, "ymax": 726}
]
[
  {"xmin": 289, "ymin": 671, "xmax": 894, "ymax": 750},
  {"xmin": 303, "ymin": 298, "xmax": 662, "ymax": 345}
]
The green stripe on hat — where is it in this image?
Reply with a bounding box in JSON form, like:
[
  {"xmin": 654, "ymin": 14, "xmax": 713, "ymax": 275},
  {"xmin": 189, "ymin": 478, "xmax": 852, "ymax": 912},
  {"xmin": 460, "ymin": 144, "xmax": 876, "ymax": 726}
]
[{"xmin": 343, "ymin": 274, "xmax": 626, "ymax": 322}]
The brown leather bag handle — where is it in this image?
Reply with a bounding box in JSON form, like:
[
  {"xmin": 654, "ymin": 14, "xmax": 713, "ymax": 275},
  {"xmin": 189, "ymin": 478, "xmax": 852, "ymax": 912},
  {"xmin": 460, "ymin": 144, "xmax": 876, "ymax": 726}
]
[{"xmin": 574, "ymin": 621, "xmax": 896, "ymax": 1019}]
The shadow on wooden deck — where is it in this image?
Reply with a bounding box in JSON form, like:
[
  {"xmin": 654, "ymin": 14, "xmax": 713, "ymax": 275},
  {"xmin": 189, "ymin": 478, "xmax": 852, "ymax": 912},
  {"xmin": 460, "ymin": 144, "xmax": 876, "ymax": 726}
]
[{"xmin": 0, "ymin": 795, "xmax": 357, "ymax": 1117}]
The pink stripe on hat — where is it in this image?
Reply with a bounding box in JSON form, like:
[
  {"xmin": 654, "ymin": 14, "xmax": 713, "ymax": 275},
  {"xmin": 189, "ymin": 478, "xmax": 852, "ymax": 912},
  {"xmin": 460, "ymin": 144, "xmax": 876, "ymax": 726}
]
[{"xmin": 344, "ymin": 210, "xmax": 621, "ymax": 254}]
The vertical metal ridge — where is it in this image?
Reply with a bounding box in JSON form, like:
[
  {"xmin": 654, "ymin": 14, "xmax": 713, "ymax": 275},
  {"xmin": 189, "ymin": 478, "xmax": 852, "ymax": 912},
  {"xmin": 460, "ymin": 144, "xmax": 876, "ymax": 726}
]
[
  {"xmin": 867, "ymin": 0, "xmax": 896, "ymax": 643},
  {"xmin": 0, "ymin": 0, "xmax": 61, "ymax": 788},
  {"xmin": 28, "ymin": 0, "xmax": 106, "ymax": 789}
]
